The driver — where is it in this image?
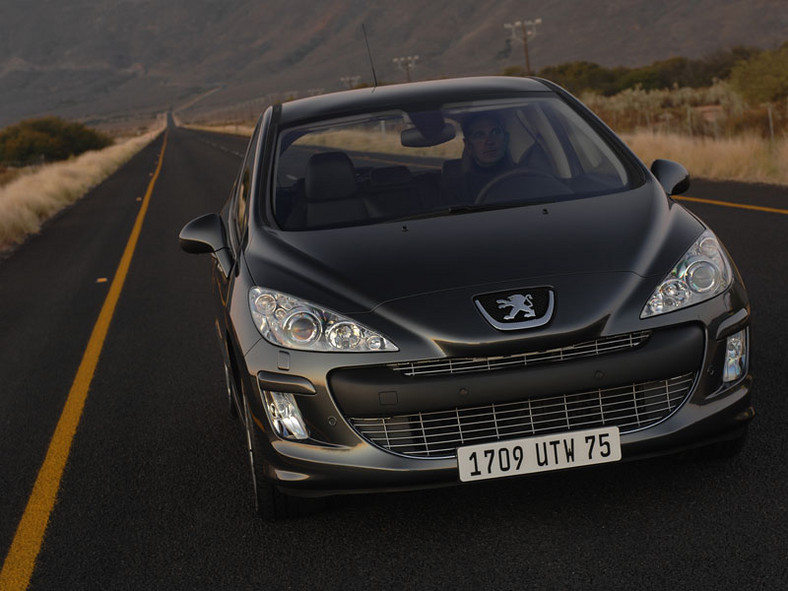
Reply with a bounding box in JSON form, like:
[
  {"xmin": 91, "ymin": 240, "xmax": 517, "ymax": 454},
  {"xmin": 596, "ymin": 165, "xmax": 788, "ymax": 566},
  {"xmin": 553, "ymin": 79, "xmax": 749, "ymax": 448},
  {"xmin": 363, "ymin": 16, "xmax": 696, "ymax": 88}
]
[{"xmin": 442, "ymin": 112, "xmax": 515, "ymax": 203}]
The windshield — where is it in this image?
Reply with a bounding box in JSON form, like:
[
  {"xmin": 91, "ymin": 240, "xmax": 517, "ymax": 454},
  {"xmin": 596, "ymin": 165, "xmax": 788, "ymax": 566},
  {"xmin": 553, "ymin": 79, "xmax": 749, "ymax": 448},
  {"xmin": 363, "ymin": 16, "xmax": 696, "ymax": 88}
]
[{"xmin": 273, "ymin": 97, "xmax": 633, "ymax": 230}]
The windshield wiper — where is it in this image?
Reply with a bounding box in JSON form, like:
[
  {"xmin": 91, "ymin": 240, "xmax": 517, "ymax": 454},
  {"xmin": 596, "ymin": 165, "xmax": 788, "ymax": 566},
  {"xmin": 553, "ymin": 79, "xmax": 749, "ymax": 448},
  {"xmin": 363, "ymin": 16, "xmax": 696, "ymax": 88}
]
[
  {"xmin": 392, "ymin": 201, "xmax": 554, "ymax": 223},
  {"xmin": 390, "ymin": 206, "xmax": 479, "ymax": 222}
]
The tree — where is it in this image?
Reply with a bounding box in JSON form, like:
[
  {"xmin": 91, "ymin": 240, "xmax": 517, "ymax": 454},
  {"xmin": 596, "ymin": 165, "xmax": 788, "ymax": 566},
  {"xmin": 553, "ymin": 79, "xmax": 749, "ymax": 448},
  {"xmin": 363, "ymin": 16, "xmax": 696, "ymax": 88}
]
[{"xmin": 729, "ymin": 43, "xmax": 788, "ymax": 104}]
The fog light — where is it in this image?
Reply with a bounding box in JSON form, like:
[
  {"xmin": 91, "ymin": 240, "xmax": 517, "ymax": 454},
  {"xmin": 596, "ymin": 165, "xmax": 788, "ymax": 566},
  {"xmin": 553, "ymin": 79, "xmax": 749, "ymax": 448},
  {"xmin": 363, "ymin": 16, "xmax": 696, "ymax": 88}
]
[
  {"xmin": 723, "ymin": 329, "xmax": 748, "ymax": 383},
  {"xmin": 262, "ymin": 391, "xmax": 309, "ymax": 440}
]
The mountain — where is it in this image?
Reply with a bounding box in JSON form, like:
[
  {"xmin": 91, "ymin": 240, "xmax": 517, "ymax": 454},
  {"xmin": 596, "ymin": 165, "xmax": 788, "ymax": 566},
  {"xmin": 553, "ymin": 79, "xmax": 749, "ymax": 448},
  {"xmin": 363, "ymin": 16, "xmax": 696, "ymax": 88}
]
[{"xmin": 1, "ymin": 0, "xmax": 786, "ymax": 128}]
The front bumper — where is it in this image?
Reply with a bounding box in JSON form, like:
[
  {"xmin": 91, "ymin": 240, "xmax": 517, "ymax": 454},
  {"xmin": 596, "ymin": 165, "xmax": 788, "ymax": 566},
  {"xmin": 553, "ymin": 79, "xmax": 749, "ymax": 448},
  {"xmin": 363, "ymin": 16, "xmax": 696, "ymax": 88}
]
[
  {"xmin": 251, "ymin": 379, "xmax": 752, "ymax": 498},
  {"xmin": 243, "ymin": 321, "xmax": 753, "ymax": 498}
]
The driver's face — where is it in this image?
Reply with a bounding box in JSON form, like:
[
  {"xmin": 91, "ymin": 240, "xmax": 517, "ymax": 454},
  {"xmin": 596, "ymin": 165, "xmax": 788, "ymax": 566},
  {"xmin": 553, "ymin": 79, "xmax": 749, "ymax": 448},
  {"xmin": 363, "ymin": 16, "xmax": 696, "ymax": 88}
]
[{"xmin": 466, "ymin": 116, "xmax": 507, "ymax": 167}]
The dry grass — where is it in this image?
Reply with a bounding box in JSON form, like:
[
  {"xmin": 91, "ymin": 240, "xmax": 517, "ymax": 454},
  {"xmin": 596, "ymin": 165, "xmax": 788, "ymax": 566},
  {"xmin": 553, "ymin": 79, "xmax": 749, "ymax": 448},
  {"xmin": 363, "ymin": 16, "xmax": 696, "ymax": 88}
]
[
  {"xmin": 0, "ymin": 167, "xmax": 26, "ymax": 187},
  {"xmin": 0, "ymin": 129, "xmax": 162, "ymax": 251},
  {"xmin": 182, "ymin": 123, "xmax": 254, "ymax": 137},
  {"xmin": 623, "ymin": 131, "xmax": 788, "ymax": 185}
]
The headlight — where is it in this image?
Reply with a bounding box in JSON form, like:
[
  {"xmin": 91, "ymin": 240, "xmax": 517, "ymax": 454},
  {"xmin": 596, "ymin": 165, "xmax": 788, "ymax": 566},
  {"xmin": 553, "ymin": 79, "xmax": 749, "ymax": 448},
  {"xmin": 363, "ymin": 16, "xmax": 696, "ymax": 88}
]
[
  {"xmin": 641, "ymin": 230, "xmax": 732, "ymax": 318},
  {"xmin": 249, "ymin": 287, "xmax": 398, "ymax": 352}
]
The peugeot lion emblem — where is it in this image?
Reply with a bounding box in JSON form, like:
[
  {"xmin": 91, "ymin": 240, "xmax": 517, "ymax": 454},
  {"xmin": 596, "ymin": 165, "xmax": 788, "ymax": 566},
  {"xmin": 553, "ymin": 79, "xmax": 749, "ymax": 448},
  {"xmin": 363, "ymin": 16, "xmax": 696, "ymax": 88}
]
[
  {"xmin": 474, "ymin": 287, "xmax": 555, "ymax": 330},
  {"xmin": 497, "ymin": 294, "xmax": 536, "ymax": 320}
]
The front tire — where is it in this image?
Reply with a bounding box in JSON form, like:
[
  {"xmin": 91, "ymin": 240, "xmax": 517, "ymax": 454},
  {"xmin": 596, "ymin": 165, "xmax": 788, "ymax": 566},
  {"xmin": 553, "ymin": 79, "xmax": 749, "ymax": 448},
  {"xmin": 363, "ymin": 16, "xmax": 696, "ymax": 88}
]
[
  {"xmin": 242, "ymin": 393, "xmax": 288, "ymax": 520},
  {"xmin": 223, "ymin": 362, "xmax": 239, "ymax": 418}
]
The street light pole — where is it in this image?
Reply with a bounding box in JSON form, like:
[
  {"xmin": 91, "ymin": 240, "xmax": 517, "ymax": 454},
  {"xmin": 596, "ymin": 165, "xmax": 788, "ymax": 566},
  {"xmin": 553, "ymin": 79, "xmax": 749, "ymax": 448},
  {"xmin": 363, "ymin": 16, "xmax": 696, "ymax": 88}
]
[
  {"xmin": 520, "ymin": 21, "xmax": 532, "ymax": 76},
  {"xmin": 503, "ymin": 18, "xmax": 542, "ymax": 75},
  {"xmin": 392, "ymin": 55, "xmax": 419, "ymax": 82}
]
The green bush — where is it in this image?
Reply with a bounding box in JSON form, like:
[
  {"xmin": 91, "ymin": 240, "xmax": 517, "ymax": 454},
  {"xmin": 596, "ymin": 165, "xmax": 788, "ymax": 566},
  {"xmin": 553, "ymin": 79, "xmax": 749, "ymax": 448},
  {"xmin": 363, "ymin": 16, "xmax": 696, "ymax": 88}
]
[
  {"xmin": 729, "ymin": 42, "xmax": 788, "ymax": 104},
  {"xmin": 500, "ymin": 42, "xmax": 786, "ymax": 139},
  {"xmin": 526, "ymin": 46, "xmax": 764, "ymax": 96},
  {"xmin": 0, "ymin": 117, "xmax": 112, "ymax": 166},
  {"xmin": 536, "ymin": 61, "xmax": 624, "ymax": 95}
]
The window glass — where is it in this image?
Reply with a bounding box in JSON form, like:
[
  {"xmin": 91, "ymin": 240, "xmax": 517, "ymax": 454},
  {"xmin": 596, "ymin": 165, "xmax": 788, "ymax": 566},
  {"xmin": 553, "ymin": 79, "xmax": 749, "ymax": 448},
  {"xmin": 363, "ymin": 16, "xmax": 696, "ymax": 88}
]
[
  {"xmin": 273, "ymin": 97, "xmax": 633, "ymax": 230},
  {"xmin": 235, "ymin": 124, "xmax": 260, "ymax": 239}
]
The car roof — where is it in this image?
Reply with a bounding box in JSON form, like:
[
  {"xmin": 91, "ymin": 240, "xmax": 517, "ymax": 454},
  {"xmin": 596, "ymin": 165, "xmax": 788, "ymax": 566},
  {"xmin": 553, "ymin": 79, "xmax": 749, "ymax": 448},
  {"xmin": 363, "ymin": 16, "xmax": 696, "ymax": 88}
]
[{"xmin": 278, "ymin": 76, "xmax": 554, "ymax": 125}]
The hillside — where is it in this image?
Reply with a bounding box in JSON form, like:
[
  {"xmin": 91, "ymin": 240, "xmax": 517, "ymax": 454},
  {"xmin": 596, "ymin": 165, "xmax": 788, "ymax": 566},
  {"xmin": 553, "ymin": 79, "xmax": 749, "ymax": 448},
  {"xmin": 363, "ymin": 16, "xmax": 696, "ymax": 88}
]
[{"xmin": 1, "ymin": 0, "xmax": 786, "ymax": 127}]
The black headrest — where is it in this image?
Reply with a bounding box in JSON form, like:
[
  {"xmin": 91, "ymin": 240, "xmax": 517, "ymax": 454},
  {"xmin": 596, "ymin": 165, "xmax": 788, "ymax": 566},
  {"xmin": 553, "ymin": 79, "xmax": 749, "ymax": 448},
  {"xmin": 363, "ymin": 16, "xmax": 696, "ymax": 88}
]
[{"xmin": 305, "ymin": 152, "xmax": 356, "ymax": 201}]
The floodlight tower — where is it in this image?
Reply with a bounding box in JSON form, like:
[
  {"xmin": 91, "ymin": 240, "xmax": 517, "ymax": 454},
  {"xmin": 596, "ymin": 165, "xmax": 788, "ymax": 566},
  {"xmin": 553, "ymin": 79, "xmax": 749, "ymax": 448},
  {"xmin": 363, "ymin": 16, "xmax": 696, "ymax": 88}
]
[
  {"xmin": 392, "ymin": 55, "xmax": 419, "ymax": 82},
  {"xmin": 503, "ymin": 18, "xmax": 542, "ymax": 75}
]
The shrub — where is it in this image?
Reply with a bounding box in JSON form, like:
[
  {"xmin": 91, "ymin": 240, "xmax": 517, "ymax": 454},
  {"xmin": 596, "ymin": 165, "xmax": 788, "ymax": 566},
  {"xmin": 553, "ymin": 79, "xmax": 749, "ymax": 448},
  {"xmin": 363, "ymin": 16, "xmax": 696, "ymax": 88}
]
[
  {"xmin": 536, "ymin": 61, "xmax": 623, "ymax": 95},
  {"xmin": 531, "ymin": 46, "xmax": 765, "ymax": 96},
  {"xmin": 0, "ymin": 129, "xmax": 160, "ymax": 249},
  {"xmin": 0, "ymin": 117, "xmax": 113, "ymax": 166},
  {"xmin": 729, "ymin": 42, "xmax": 788, "ymax": 104}
]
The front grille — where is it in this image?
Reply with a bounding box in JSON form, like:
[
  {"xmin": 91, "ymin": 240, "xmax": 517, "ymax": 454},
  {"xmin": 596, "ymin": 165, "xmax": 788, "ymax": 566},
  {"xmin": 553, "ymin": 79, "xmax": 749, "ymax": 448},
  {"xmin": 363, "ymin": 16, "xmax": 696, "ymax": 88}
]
[
  {"xmin": 389, "ymin": 331, "xmax": 651, "ymax": 377},
  {"xmin": 350, "ymin": 373, "xmax": 694, "ymax": 458}
]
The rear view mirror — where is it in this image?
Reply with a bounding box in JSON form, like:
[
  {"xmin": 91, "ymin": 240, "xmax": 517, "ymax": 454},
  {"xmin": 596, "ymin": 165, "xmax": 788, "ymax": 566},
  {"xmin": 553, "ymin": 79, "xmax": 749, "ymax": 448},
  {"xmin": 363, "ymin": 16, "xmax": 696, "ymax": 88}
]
[
  {"xmin": 402, "ymin": 110, "xmax": 456, "ymax": 147},
  {"xmin": 401, "ymin": 123, "xmax": 456, "ymax": 147},
  {"xmin": 651, "ymin": 159, "xmax": 690, "ymax": 196},
  {"xmin": 179, "ymin": 213, "xmax": 233, "ymax": 275}
]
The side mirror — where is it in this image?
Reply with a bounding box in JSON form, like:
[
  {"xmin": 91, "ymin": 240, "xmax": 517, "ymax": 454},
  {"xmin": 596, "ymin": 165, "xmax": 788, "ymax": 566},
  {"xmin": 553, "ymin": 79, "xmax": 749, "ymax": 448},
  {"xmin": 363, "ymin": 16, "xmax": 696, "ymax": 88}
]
[
  {"xmin": 179, "ymin": 213, "xmax": 233, "ymax": 275},
  {"xmin": 650, "ymin": 159, "xmax": 690, "ymax": 196}
]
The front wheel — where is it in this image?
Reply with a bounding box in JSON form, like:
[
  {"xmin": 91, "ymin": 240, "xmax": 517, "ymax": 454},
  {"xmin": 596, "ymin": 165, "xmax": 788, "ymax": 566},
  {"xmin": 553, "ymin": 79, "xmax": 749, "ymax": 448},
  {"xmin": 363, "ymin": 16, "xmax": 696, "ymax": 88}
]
[
  {"xmin": 242, "ymin": 393, "xmax": 288, "ymax": 520},
  {"xmin": 241, "ymin": 393, "xmax": 325, "ymax": 520},
  {"xmin": 223, "ymin": 362, "xmax": 239, "ymax": 418}
]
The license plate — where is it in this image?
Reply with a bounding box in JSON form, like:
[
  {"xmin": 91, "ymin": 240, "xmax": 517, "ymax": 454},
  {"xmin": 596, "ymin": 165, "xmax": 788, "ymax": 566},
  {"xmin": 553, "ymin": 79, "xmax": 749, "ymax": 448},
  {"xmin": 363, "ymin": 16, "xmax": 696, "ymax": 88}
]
[{"xmin": 457, "ymin": 426, "xmax": 621, "ymax": 482}]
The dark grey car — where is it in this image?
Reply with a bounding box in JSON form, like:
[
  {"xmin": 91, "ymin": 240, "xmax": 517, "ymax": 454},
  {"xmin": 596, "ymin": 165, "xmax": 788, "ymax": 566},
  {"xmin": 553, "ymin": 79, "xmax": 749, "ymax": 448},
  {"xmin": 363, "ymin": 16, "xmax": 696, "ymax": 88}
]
[{"xmin": 180, "ymin": 77, "xmax": 753, "ymax": 519}]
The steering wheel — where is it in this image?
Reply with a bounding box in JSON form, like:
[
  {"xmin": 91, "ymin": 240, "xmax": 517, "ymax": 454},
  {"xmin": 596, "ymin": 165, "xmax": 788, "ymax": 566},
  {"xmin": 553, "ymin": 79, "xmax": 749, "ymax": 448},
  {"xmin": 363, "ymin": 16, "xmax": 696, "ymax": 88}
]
[{"xmin": 475, "ymin": 169, "xmax": 567, "ymax": 204}]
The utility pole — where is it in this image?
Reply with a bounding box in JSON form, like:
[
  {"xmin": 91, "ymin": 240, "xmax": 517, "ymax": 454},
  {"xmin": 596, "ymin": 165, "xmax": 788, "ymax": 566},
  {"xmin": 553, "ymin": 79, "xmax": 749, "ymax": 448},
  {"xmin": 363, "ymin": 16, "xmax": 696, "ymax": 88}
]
[
  {"xmin": 392, "ymin": 55, "xmax": 419, "ymax": 82},
  {"xmin": 503, "ymin": 18, "xmax": 542, "ymax": 75}
]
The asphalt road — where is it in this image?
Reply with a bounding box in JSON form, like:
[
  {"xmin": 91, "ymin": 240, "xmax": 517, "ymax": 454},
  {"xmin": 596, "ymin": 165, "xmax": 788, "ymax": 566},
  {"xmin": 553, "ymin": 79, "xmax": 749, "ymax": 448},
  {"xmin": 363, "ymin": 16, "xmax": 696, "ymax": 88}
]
[{"xmin": 1, "ymin": 126, "xmax": 786, "ymax": 590}]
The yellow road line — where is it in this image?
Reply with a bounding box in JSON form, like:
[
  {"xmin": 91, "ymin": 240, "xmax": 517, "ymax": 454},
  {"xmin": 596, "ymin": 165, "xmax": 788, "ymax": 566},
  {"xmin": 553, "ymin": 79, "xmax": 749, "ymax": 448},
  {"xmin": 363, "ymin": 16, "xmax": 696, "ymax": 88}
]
[
  {"xmin": 0, "ymin": 131, "xmax": 169, "ymax": 591},
  {"xmin": 675, "ymin": 195, "xmax": 788, "ymax": 215}
]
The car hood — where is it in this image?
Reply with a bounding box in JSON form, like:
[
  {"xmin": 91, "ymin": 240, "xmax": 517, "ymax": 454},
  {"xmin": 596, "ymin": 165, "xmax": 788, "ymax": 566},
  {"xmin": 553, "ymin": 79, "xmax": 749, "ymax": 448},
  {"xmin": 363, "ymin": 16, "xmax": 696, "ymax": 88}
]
[{"xmin": 248, "ymin": 183, "xmax": 701, "ymax": 315}]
